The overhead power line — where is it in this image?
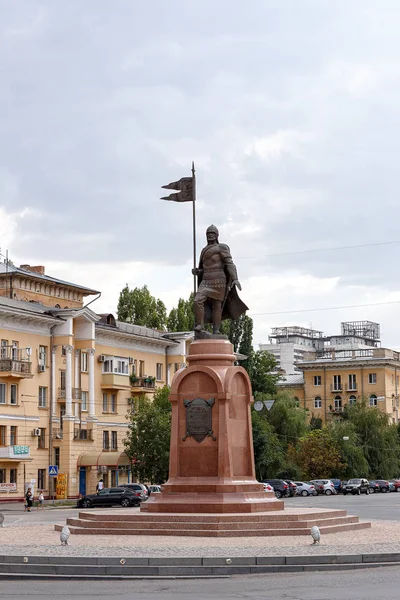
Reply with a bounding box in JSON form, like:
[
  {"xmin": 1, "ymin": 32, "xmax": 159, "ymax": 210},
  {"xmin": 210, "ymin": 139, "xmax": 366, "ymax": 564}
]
[
  {"xmin": 238, "ymin": 240, "xmax": 400, "ymax": 260},
  {"xmin": 250, "ymin": 299, "xmax": 400, "ymax": 317}
]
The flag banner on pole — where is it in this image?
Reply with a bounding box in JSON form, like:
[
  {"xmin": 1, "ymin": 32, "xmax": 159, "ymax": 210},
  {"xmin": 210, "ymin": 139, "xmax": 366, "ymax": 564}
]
[{"xmin": 161, "ymin": 177, "xmax": 193, "ymax": 202}]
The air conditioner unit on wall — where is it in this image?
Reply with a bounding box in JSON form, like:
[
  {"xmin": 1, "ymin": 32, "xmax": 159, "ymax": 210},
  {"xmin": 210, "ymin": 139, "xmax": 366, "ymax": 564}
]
[
  {"xmin": 98, "ymin": 355, "xmax": 106, "ymax": 363},
  {"xmin": 32, "ymin": 428, "xmax": 41, "ymax": 437}
]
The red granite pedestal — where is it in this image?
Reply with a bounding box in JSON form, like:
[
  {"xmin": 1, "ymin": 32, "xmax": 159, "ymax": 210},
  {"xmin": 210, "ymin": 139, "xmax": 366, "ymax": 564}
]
[{"xmin": 144, "ymin": 338, "xmax": 283, "ymax": 514}]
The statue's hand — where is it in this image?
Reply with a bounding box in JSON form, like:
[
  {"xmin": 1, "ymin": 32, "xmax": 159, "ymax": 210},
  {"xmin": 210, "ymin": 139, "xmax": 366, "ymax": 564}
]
[
  {"xmin": 192, "ymin": 268, "xmax": 203, "ymax": 276},
  {"xmin": 232, "ymin": 280, "xmax": 242, "ymax": 291}
]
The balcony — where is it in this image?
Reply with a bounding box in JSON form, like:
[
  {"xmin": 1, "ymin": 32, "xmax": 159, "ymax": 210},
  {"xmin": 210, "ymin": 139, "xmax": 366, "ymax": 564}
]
[
  {"xmin": 130, "ymin": 376, "xmax": 156, "ymax": 390},
  {"xmin": 345, "ymin": 383, "xmax": 357, "ymax": 391},
  {"xmin": 58, "ymin": 388, "xmax": 82, "ymax": 400},
  {"xmin": 0, "ymin": 346, "xmax": 32, "ymax": 378},
  {"xmin": 52, "ymin": 429, "xmax": 63, "ymax": 440},
  {"xmin": 0, "ymin": 445, "xmax": 31, "ymax": 460},
  {"xmin": 74, "ymin": 429, "xmax": 93, "ymax": 441},
  {"xmin": 330, "ymin": 384, "xmax": 343, "ymax": 392},
  {"xmin": 101, "ymin": 373, "xmax": 131, "ymax": 391}
]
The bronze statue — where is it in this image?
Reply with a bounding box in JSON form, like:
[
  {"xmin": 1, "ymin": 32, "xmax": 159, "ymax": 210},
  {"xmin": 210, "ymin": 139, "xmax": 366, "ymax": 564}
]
[{"xmin": 192, "ymin": 224, "xmax": 248, "ymax": 335}]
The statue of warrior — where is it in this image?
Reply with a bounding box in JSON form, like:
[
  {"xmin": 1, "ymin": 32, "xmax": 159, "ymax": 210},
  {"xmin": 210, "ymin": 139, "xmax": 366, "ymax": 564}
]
[{"xmin": 192, "ymin": 224, "xmax": 248, "ymax": 334}]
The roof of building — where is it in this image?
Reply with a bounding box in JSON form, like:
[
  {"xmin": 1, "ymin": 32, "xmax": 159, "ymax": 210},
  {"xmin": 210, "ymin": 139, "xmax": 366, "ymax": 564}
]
[
  {"xmin": 0, "ymin": 262, "xmax": 99, "ymax": 294},
  {"xmin": 0, "ymin": 296, "xmax": 62, "ymax": 320},
  {"xmin": 277, "ymin": 373, "xmax": 305, "ymax": 386}
]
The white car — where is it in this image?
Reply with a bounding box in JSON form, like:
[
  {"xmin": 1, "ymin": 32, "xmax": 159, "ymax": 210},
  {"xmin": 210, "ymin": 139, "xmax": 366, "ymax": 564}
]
[
  {"xmin": 294, "ymin": 481, "xmax": 317, "ymax": 496},
  {"xmin": 262, "ymin": 483, "xmax": 274, "ymax": 493},
  {"xmin": 310, "ymin": 479, "xmax": 337, "ymax": 495}
]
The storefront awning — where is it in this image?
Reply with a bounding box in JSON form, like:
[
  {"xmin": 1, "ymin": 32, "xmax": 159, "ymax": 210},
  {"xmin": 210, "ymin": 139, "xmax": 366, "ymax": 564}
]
[{"xmin": 77, "ymin": 452, "xmax": 131, "ymax": 468}]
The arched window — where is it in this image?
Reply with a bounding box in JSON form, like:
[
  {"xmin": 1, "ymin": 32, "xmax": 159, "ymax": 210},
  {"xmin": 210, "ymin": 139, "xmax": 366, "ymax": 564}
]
[
  {"xmin": 314, "ymin": 396, "xmax": 322, "ymax": 409},
  {"xmin": 369, "ymin": 394, "xmax": 378, "ymax": 407},
  {"xmin": 55, "ymin": 304, "xmax": 61, "ymax": 309},
  {"xmin": 334, "ymin": 395, "xmax": 342, "ymax": 410},
  {"xmin": 349, "ymin": 395, "xmax": 357, "ymax": 406}
]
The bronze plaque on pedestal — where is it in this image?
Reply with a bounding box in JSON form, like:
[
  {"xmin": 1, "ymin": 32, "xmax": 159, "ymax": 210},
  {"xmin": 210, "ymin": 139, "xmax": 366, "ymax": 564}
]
[{"xmin": 182, "ymin": 397, "xmax": 216, "ymax": 442}]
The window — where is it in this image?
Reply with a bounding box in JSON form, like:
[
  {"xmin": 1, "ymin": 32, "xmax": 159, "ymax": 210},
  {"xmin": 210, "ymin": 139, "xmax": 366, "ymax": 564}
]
[
  {"xmin": 0, "ymin": 470, "xmax": 5, "ymax": 483},
  {"xmin": 38, "ymin": 469, "xmax": 46, "ymax": 490},
  {"xmin": 313, "ymin": 376, "xmax": 322, "ymax": 386},
  {"xmin": 174, "ymin": 363, "xmax": 179, "ymax": 372},
  {"xmin": 11, "ymin": 341, "xmax": 18, "ymax": 360},
  {"xmin": 38, "ymin": 428, "xmax": 46, "ymax": 449},
  {"xmin": 10, "ymin": 384, "xmax": 17, "ymax": 405},
  {"xmin": 139, "ymin": 361, "xmax": 145, "ymax": 377},
  {"xmin": 103, "ymin": 393, "xmax": 108, "ymax": 412},
  {"xmin": 349, "ymin": 395, "xmax": 357, "ymax": 405},
  {"xmin": 132, "ymin": 359, "xmax": 137, "ymax": 375},
  {"xmin": 39, "ymin": 345, "xmax": 47, "ymax": 369},
  {"xmin": 334, "ymin": 395, "xmax": 342, "ymax": 410},
  {"xmin": 348, "ymin": 374, "xmax": 356, "ymax": 390},
  {"xmin": 0, "ymin": 339, "xmax": 7, "ymax": 358},
  {"xmin": 81, "ymin": 352, "xmax": 88, "ymax": 372},
  {"xmin": 61, "ymin": 346, "xmax": 66, "ymax": 356},
  {"xmin": 60, "ymin": 370, "xmax": 66, "ymax": 390},
  {"xmin": 110, "ymin": 394, "xmax": 117, "ymax": 413},
  {"xmin": 156, "ymin": 363, "xmax": 163, "ymax": 381},
  {"xmin": 111, "ymin": 431, "xmax": 118, "ymax": 451},
  {"xmin": 0, "ymin": 383, "xmax": 6, "ymax": 404},
  {"xmin": 314, "ymin": 396, "xmax": 322, "ymax": 409},
  {"xmin": 81, "ymin": 391, "xmax": 88, "ymax": 411},
  {"xmin": 38, "ymin": 387, "xmax": 47, "ymax": 408},
  {"xmin": 333, "ymin": 375, "xmax": 342, "ymax": 391},
  {"xmin": 10, "ymin": 426, "xmax": 17, "ymax": 445},
  {"xmin": 369, "ymin": 373, "xmax": 377, "ymax": 384},
  {"xmin": 103, "ymin": 431, "xmax": 110, "ymax": 451},
  {"xmin": 10, "ymin": 469, "xmax": 17, "ymax": 484},
  {"xmin": 54, "ymin": 447, "xmax": 60, "ymax": 468},
  {"xmin": 369, "ymin": 394, "xmax": 378, "ymax": 407},
  {"xmin": 0, "ymin": 426, "xmax": 5, "ymax": 446},
  {"xmin": 102, "ymin": 356, "xmax": 129, "ymax": 375}
]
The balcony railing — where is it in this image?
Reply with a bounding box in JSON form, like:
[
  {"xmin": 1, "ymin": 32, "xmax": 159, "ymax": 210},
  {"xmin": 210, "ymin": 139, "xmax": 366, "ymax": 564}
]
[
  {"xmin": 345, "ymin": 383, "xmax": 357, "ymax": 391},
  {"xmin": 0, "ymin": 358, "xmax": 32, "ymax": 377},
  {"xmin": 130, "ymin": 376, "xmax": 156, "ymax": 389},
  {"xmin": 74, "ymin": 429, "xmax": 93, "ymax": 441},
  {"xmin": 58, "ymin": 388, "xmax": 82, "ymax": 399},
  {"xmin": 330, "ymin": 383, "xmax": 343, "ymax": 392},
  {"xmin": 0, "ymin": 445, "xmax": 31, "ymax": 459}
]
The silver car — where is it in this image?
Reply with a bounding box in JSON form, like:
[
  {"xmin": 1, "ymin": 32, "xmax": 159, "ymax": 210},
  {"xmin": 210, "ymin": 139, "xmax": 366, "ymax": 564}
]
[{"xmin": 294, "ymin": 481, "xmax": 317, "ymax": 496}]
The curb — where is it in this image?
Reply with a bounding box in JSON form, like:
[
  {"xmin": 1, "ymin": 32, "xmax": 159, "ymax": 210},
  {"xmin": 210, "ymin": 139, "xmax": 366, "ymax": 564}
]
[{"xmin": 0, "ymin": 552, "xmax": 400, "ymax": 579}]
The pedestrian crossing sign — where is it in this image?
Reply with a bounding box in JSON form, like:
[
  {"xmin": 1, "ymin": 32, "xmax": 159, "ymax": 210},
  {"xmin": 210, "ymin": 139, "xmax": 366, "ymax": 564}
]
[{"xmin": 48, "ymin": 465, "xmax": 58, "ymax": 477}]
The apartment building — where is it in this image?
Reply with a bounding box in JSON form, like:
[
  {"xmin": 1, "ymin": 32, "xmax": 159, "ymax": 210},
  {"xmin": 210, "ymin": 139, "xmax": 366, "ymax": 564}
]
[{"xmin": 0, "ymin": 262, "xmax": 191, "ymax": 501}]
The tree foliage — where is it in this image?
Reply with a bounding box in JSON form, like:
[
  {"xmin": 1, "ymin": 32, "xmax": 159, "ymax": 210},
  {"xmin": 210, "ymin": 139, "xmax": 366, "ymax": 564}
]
[
  {"xmin": 288, "ymin": 429, "xmax": 346, "ymax": 480},
  {"xmin": 167, "ymin": 293, "xmax": 195, "ymax": 331},
  {"xmin": 250, "ymin": 350, "xmax": 278, "ymax": 396},
  {"xmin": 117, "ymin": 284, "xmax": 167, "ymax": 330},
  {"xmin": 251, "ymin": 410, "xmax": 285, "ymax": 480},
  {"xmin": 123, "ymin": 386, "xmax": 171, "ymax": 483},
  {"xmin": 267, "ymin": 391, "xmax": 308, "ymax": 448}
]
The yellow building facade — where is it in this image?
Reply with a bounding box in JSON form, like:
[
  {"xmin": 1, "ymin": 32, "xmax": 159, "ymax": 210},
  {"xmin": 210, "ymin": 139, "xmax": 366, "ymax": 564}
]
[
  {"xmin": 279, "ymin": 348, "xmax": 400, "ymax": 425},
  {"xmin": 0, "ymin": 263, "xmax": 191, "ymax": 501}
]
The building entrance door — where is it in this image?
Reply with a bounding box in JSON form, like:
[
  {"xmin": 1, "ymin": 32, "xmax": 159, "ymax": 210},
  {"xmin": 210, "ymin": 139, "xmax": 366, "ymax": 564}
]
[{"xmin": 79, "ymin": 467, "xmax": 86, "ymax": 496}]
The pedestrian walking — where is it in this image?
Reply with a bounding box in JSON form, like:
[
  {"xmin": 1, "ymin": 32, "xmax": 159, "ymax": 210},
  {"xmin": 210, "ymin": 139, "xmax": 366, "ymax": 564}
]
[
  {"xmin": 25, "ymin": 488, "xmax": 33, "ymax": 512},
  {"xmin": 96, "ymin": 479, "xmax": 104, "ymax": 492},
  {"xmin": 38, "ymin": 491, "xmax": 44, "ymax": 510}
]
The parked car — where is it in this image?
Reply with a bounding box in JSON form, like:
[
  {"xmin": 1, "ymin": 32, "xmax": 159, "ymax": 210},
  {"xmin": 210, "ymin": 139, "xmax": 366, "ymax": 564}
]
[
  {"xmin": 148, "ymin": 485, "xmax": 162, "ymax": 494},
  {"xmin": 284, "ymin": 481, "xmax": 298, "ymax": 497},
  {"xmin": 390, "ymin": 479, "xmax": 400, "ymax": 492},
  {"xmin": 330, "ymin": 479, "xmax": 343, "ymax": 494},
  {"xmin": 294, "ymin": 481, "xmax": 317, "ymax": 497},
  {"xmin": 120, "ymin": 483, "xmax": 149, "ymax": 500},
  {"xmin": 371, "ymin": 479, "xmax": 390, "ymax": 493},
  {"xmin": 342, "ymin": 478, "xmax": 370, "ymax": 495},
  {"xmin": 77, "ymin": 487, "xmax": 141, "ymax": 508},
  {"xmin": 310, "ymin": 479, "xmax": 336, "ymax": 495},
  {"xmin": 389, "ymin": 481, "xmax": 396, "ymax": 492},
  {"xmin": 262, "ymin": 479, "xmax": 289, "ymax": 499},
  {"xmin": 369, "ymin": 480, "xmax": 380, "ymax": 493},
  {"xmin": 262, "ymin": 483, "xmax": 274, "ymax": 493}
]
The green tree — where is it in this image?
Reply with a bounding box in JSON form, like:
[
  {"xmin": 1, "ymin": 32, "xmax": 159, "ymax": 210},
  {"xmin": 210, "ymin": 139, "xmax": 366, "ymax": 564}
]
[
  {"xmin": 288, "ymin": 429, "xmax": 346, "ymax": 480},
  {"xmin": 267, "ymin": 391, "xmax": 308, "ymax": 447},
  {"xmin": 251, "ymin": 410, "xmax": 285, "ymax": 480},
  {"xmin": 250, "ymin": 350, "xmax": 278, "ymax": 396},
  {"xmin": 343, "ymin": 399, "xmax": 400, "ymax": 478},
  {"xmin": 167, "ymin": 294, "xmax": 195, "ymax": 331},
  {"xmin": 328, "ymin": 420, "xmax": 369, "ymax": 479},
  {"xmin": 123, "ymin": 386, "xmax": 171, "ymax": 483},
  {"xmin": 117, "ymin": 284, "xmax": 167, "ymax": 330}
]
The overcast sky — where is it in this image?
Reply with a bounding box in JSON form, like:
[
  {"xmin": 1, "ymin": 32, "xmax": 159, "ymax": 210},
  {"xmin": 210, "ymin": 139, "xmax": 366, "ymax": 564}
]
[{"xmin": 2, "ymin": 1, "xmax": 400, "ymax": 347}]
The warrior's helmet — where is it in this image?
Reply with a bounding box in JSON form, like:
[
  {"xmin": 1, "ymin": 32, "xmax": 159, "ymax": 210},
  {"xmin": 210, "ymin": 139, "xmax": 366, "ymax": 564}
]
[{"xmin": 206, "ymin": 224, "xmax": 219, "ymax": 241}]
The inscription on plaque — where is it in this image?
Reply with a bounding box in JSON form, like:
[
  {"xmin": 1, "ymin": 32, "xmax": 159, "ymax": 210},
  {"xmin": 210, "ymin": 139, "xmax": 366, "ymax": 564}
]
[{"xmin": 182, "ymin": 397, "xmax": 216, "ymax": 442}]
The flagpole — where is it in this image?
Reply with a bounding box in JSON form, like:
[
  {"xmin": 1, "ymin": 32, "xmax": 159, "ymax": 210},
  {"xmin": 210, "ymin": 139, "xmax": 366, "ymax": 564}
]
[{"xmin": 192, "ymin": 161, "xmax": 197, "ymax": 297}]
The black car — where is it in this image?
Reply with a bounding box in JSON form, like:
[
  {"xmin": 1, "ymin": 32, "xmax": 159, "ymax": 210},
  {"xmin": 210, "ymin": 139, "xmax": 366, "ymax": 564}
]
[
  {"xmin": 77, "ymin": 487, "xmax": 141, "ymax": 508},
  {"xmin": 262, "ymin": 479, "xmax": 289, "ymax": 499},
  {"xmin": 284, "ymin": 481, "xmax": 298, "ymax": 497},
  {"xmin": 342, "ymin": 478, "xmax": 370, "ymax": 495},
  {"xmin": 120, "ymin": 483, "xmax": 149, "ymax": 500},
  {"xmin": 371, "ymin": 479, "xmax": 390, "ymax": 493},
  {"xmin": 369, "ymin": 480, "xmax": 380, "ymax": 493}
]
